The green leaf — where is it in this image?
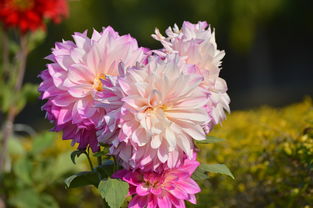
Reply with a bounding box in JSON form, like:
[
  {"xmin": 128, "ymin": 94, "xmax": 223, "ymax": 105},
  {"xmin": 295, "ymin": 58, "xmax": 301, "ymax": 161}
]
[
  {"xmin": 8, "ymin": 189, "xmax": 41, "ymax": 208},
  {"xmin": 98, "ymin": 178, "xmax": 129, "ymax": 208},
  {"xmin": 15, "ymin": 83, "xmax": 39, "ymax": 113},
  {"xmin": 93, "ymin": 148, "xmax": 109, "ymax": 157},
  {"xmin": 196, "ymin": 136, "xmax": 225, "ymax": 144},
  {"xmin": 13, "ymin": 157, "xmax": 33, "ymax": 185},
  {"xmin": 31, "ymin": 132, "xmax": 55, "ymax": 155},
  {"xmin": 21, "ymin": 83, "xmax": 39, "ymax": 100},
  {"xmin": 192, "ymin": 167, "xmax": 209, "ymax": 181},
  {"xmin": 94, "ymin": 160, "xmax": 115, "ymax": 179},
  {"xmin": 12, "ymin": 192, "xmax": 59, "ymax": 208},
  {"xmin": 70, "ymin": 150, "xmax": 85, "ymax": 164},
  {"xmin": 50, "ymin": 151, "xmax": 78, "ymax": 181},
  {"xmin": 0, "ymin": 83, "xmax": 13, "ymax": 112},
  {"xmin": 8, "ymin": 137, "xmax": 25, "ymax": 156},
  {"xmin": 28, "ymin": 30, "xmax": 46, "ymax": 52},
  {"xmin": 39, "ymin": 194, "xmax": 59, "ymax": 208},
  {"xmin": 65, "ymin": 171, "xmax": 99, "ymax": 188},
  {"xmin": 32, "ymin": 151, "xmax": 78, "ymax": 189},
  {"xmin": 200, "ymin": 164, "xmax": 235, "ymax": 179},
  {"xmin": 9, "ymin": 39, "xmax": 19, "ymax": 54}
]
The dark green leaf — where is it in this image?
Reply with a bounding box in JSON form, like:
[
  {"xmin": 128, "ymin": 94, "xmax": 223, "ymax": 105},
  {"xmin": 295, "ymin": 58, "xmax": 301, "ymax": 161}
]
[
  {"xmin": 65, "ymin": 171, "xmax": 99, "ymax": 188},
  {"xmin": 200, "ymin": 164, "xmax": 235, "ymax": 179},
  {"xmin": 196, "ymin": 136, "xmax": 225, "ymax": 144},
  {"xmin": 70, "ymin": 150, "xmax": 85, "ymax": 164},
  {"xmin": 98, "ymin": 178, "xmax": 129, "ymax": 208},
  {"xmin": 192, "ymin": 167, "xmax": 209, "ymax": 181},
  {"xmin": 94, "ymin": 160, "xmax": 114, "ymax": 179}
]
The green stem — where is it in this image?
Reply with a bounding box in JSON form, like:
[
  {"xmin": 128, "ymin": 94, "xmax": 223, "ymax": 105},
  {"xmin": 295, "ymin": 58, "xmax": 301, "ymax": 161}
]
[
  {"xmin": 113, "ymin": 156, "xmax": 118, "ymax": 172},
  {"xmin": 15, "ymin": 35, "xmax": 28, "ymax": 90},
  {"xmin": 0, "ymin": 34, "xmax": 28, "ymax": 171},
  {"xmin": 84, "ymin": 150, "xmax": 94, "ymax": 171},
  {"xmin": 97, "ymin": 156, "xmax": 102, "ymax": 166},
  {"xmin": 97, "ymin": 146, "xmax": 102, "ymax": 166}
]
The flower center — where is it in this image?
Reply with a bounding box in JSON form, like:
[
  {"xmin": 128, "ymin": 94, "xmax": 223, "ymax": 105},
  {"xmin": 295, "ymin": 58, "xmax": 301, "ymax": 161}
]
[
  {"xmin": 93, "ymin": 74, "xmax": 106, "ymax": 91},
  {"xmin": 144, "ymin": 178, "xmax": 160, "ymax": 189},
  {"xmin": 144, "ymin": 105, "xmax": 168, "ymax": 114},
  {"xmin": 11, "ymin": 0, "xmax": 34, "ymax": 10}
]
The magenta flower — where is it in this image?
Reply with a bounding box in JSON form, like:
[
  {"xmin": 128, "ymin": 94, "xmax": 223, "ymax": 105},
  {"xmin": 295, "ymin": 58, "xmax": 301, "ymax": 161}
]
[
  {"xmin": 39, "ymin": 27, "xmax": 147, "ymax": 152},
  {"xmin": 106, "ymin": 54, "xmax": 209, "ymax": 171},
  {"xmin": 152, "ymin": 21, "xmax": 230, "ymax": 133},
  {"xmin": 113, "ymin": 157, "xmax": 201, "ymax": 208}
]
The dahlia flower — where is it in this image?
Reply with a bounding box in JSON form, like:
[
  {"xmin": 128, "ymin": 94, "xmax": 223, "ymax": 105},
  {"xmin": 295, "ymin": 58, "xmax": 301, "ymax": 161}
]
[
  {"xmin": 113, "ymin": 157, "xmax": 201, "ymax": 208},
  {"xmin": 108, "ymin": 54, "xmax": 209, "ymax": 171},
  {"xmin": 39, "ymin": 27, "xmax": 147, "ymax": 152},
  {"xmin": 95, "ymin": 73, "xmax": 124, "ymax": 147},
  {"xmin": 0, "ymin": 0, "xmax": 68, "ymax": 33},
  {"xmin": 152, "ymin": 21, "xmax": 230, "ymax": 133}
]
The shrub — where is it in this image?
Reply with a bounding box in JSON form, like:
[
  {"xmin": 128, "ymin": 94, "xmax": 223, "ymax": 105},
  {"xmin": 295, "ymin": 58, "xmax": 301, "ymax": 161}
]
[{"xmin": 195, "ymin": 98, "xmax": 313, "ymax": 208}]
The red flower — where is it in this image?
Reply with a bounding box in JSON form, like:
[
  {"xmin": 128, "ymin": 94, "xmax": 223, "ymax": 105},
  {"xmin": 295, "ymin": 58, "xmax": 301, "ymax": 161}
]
[{"xmin": 0, "ymin": 0, "xmax": 68, "ymax": 33}]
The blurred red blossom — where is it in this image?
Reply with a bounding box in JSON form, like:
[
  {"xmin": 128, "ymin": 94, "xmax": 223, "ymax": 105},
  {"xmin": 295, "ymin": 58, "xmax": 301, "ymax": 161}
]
[{"xmin": 0, "ymin": 0, "xmax": 68, "ymax": 33}]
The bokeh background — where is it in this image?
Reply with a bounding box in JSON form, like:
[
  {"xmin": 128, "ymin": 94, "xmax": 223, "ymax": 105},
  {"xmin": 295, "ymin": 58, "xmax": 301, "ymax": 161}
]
[
  {"xmin": 1, "ymin": 0, "xmax": 313, "ymax": 208},
  {"xmin": 20, "ymin": 0, "xmax": 313, "ymax": 130}
]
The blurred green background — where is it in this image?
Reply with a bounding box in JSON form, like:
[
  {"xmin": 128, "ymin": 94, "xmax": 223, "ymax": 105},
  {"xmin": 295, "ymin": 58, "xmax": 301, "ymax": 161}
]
[{"xmin": 1, "ymin": 0, "xmax": 313, "ymax": 207}]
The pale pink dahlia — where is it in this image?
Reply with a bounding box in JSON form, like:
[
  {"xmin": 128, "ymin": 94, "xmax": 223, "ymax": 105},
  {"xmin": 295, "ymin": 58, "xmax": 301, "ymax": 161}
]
[
  {"xmin": 113, "ymin": 157, "xmax": 201, "ymax": 208},
  {"xmin": 39, "ymin": 27, "xmax": 147, "ymax": 152},
  {"xmin": 95, "ymin": 70, "xmax": 125, "ymax": 147},
  {"xmin": 152, "ymin": 21, "xmax": 230, "ymax": 133},
  {"xmin": 110, "ymin": 54, "xmax": 209, "ymax": 171}
]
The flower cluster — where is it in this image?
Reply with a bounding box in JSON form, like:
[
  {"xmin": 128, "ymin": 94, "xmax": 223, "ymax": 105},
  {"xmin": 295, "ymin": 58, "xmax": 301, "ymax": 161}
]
[
  {"xmin": 39, "ymin": 21, "xmax": 229, "ymax": 207},
  {"xmin": 0, "ymin": 0, "xmax": 68, "ymax": 33}
]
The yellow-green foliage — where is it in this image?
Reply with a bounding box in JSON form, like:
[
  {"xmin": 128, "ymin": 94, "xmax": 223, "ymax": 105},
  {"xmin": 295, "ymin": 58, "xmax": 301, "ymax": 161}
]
[
  {"xmin": 3, "ymin": 132, "xmax": 103, "ymax": 208},
  {"xmin": 195, "ymin": 98, "xmax": 313, "ymax": 208}
]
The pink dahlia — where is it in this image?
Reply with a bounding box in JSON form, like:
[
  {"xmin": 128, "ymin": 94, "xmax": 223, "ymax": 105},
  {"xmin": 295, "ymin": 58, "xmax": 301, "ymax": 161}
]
[
  {"xmin": 39, "ymin": 27, "xmax": 147, "ymax": 152},
  {"xmin": 109, "ymin": 54, "xmax": 209, "ymax": 171},
  {"xmin": 152, "ymin": 21, "xmax": 230, "ymax": 133},
  {"xmin": 113, "ymin": 157, "xmax": 201, "ymax": 208}
]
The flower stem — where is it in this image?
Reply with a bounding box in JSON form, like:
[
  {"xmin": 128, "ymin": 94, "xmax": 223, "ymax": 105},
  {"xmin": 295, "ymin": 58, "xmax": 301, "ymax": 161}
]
[
  {"xmin": 0, "ymin": 109, "xmax": 15, "ymax": 171},
  {"xmin": 97, "ymin": 155, "xmax": 102, "ymax": 166},
  {"xmin": 0, "ymin": 34, "xmax": 28, "ymax": 171},
  {"xmin": 15, "ymin": 34, "xmax": 28, "ymax": 90},
  {"xmin": 113, "ymin": 156, "xmax": 117, "ymax": 172},
  {"xmin": 84, "ymin": 150, "xmax": 94, "ymax": 171}
]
